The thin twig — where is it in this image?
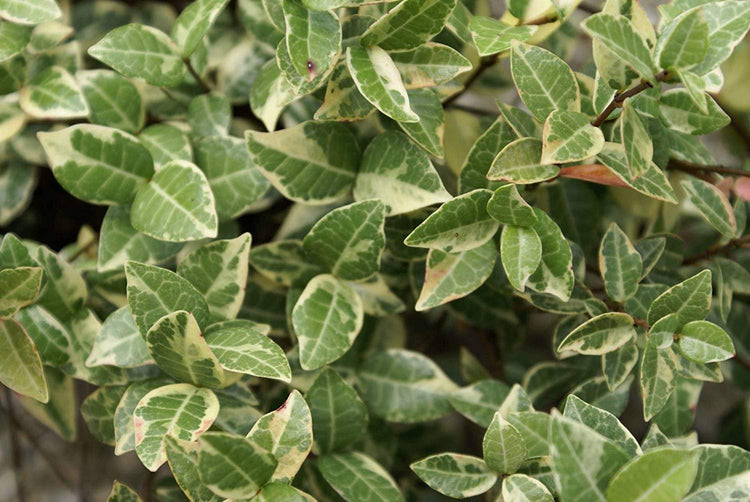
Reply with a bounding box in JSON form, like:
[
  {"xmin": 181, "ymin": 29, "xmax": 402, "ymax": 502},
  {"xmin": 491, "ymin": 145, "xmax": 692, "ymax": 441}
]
[
  {"xmin": 142, "ymin": 469, "xmax": 155, "ymax": 502},
  {"xmin": 442, "ymin": 54, "xmax": 500, "ymax": 107},
  {"xmin": 668, "ymin": 159, "xmax": 750, "ymax": 178},
  {"xmin": 68, "ymin": 236, "xmax": 98, "ymax": 263},
  {"xmin": 682, "ymin": 235, "xmax": 750, "ymax": 265},
  {"xmin": 160, "ymin": 88, "xmax": 187, "ymax": 108},
  {"xmin": 184, "ymin": 58, "xmax": 211, "ymax": 93},
  {"xmin": 591, "ymin": 70, "xmax": 670, "ymax": 127},
  {"xmin": 4, "ymin": 388, "xmax": 26, "ymax": 502}
]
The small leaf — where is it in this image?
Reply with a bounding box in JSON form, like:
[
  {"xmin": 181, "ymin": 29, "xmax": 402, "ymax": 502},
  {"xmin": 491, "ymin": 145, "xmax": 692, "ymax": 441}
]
[
  {"xmin": 487, "ymin": 184, "xmax": 537, "ymax": 226},
  {"xmin": 541, "ymin": 110, "xmax": 604, "ymax": 164},
  {"xmin": 314, "ymin": 60, "xmax": 374, "ymax": 122},
  {"xmin": 106, "ymin": 481, "xmax": 142, "ymax": 502},
  {"xmin": 391, "ymin": 42, "xmax": 471, "ymax": 88},
  {"xmin": 146, "ymin": 310, "xmax": 226, "ymax": 388},
  {"xmin": 607, "ymin": 448, "xmax": 700, "ymax": 502},
  {"xmin": 620, "ymin": 100, "xmax": 652, "ymax": 178},
  {"xmin": 38, "ymin": 124, "xmax": 154, "ymax": 205},
  {"xmin": 510, "ymin": 41, "xmax": 579, "ymax": 122},
  {"xmin": 346, "ymin": 45, "xmax": 418, "ymax": 123},
  {"xmin": 171, "ymin": 0, "xmax": 228, "ymax": 57},
  {"xmin": 88, "ymin": 24, "xmax": 187, "ymax": 87},
  {"xmin": 204, "ymin": 321, "xmax": 291, "ymax": 382},
  {"xmin": 487, "ymin": 138, "xmax": 558, "ymax": 184},
  {"xmin": 133, "ymin": 383, "xmax": 219, "ymax": 471},
  {"xmin": 602, "ymin": 340, "xmax": 638, "ymax": 391},
  {"xmin": 558, "ymin": 313, "xmax": 636, "ymax": 355},
  {"xmin": 416, "ymin": 240, "xmax": 497, "ymax": 311},
  {"xmin": 188, "ymin": 93, "xmax": 231, "ymax": 138},
  {"xmin": 354, "ymin": 131, "xmax": 450, "ymax": 215},
  {"xmin": 164, "ymin": 437, "xmax": 222, "ymax": 502},
  {"xmin": 303, "ymin": 200, "xmax": 386, "ymax": 281},
  {"xmin": 114, "ymin": 378, "xmax": 172, "ymax": 455},
  {"xmin": 678, "ymin": 320, "xmax": 734, "ymax": 363},
  {"xmin": 596, "ymin": 142, "xmax": 677, "ymax": 203},
  {"xmin": 360, "ymin": 0, "xmax": 456, "ymax": 51},
  {"xmin": 246, "ymin": 121, "xmax": 360, "ymax": 205},
  {"xmin": 563, "ymin": 394, "xmax": 640, "ymax": 456},
  {"xmin": 483, "ymin": 412, "xmax": 527, "ymax": 474},
  {"xmin": 249, "ymin": 240, "xmax": 324, "ymax": 288},
  {"xmin": 405, "ymin": 189, "xmax": 499, "ymax": 253},
  {"xmin": 449, "ymin": 379, "xmax": 510, "ymax": 427},
  {"xmin": 78, "ymin": 70, "xmax": 145, "ymax": 134},
  {"xmin": 130, "ymin": 160, "xmax": 218, "ymax": 242},
  {"xmin": 247, "ymin": 390, "xmax": 312, "ymax": 483},
  {"xmin": 459, "ymin": 116, "xmax": 517, "ymax": 193},
  {"xmin": 599, "ymin": 223, "xmax": 642, "ymax": 302},
  {"xmin": 306, "ymin": 367, "xmax": 368, "ymax": 454},
  {"xmin": 250, "ymin": 59, "xmax": 297, "ymax": 131},
  {"xmin": 0, "ymin": 318, "xmax": 48, "ymax": 402},
  {"xmin": 197, "ymin": 431, "xmax": 277, "ymax": 499},
  {"xmin": 0, "ymin": 22, "xmax": 31, "ymax": 62},
  {"xmin": 640, "ymin": 340, "xmax": 678, "ymax": 420},
  {"xmin": 656, "ymin": 7, "xmax": 708, "ymax": 71},
  {"xmin": 502, "ymin": 474, "xmax": 553, "ymax": 502},
  {"xmin": 526, "ymin": 208, "xmax": 574, "ymax": 301},
  {"xmin": 681, "ymin": 178, "xmax": 737, "ymax": 238},
  {"xmin": 692, "ymin": 1, "xmax": 750, "ymax": 74},
  {"xmin": 397, "ymin": 88, "xmax": 446, "ymax": 158},
  {"xmin": 411, "ymin": 453, "xmax": 496, "ymax": 499},
  {"xmin": 470, "ymin": 16, "xmax": 536, "ymax": 57},
  {"xmin": 0, "ymin": 266, "xmax": 42, "ymax": 317},
  {"xmin": 0, "ymin": 0, "xmax": 61, "ymax": 25},
  {"xmin": 658, "ymin": 89, "xmax": 729, "ymax": 136},
  {"xmin": 500, "ymin": 225, "xmax": 542, "ymax": 292},
  {"xmin": 81, "ymin": 385, "xmax": 128, "ymax": 445},
  {"xmin": 647, "ymin": 269, "xmax": 712, "ymax": 326},
  {"xmin": 87, "ymin": 306, "xmax": 152, "ymax": 368},
  {"xmin": 138, "ymin": 123, "xmax": 192, "ymax": 168},
  {"xmin": 292, "ymin": 274, "xmax": 363, "ymax": 370},
  {"xmin": 319, "ymin": 452, "xmax": 404, "ymax": 502},
  {"xmin": 20, "ymin": 65, "xmax": 88, "ymax": 119},
  {"xmin": 282, "ymin": 0, "xmax": 340, "ymax": 81},
  {"xmin": 581, "ymin": 13, "xmax": 656, "ymax": 82}
]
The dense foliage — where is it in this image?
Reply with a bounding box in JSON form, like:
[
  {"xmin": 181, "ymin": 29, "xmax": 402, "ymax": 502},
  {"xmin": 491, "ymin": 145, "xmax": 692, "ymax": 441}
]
[{"xmin": 2, "ymin": 0, "xmax": 750, "ymax": 500}]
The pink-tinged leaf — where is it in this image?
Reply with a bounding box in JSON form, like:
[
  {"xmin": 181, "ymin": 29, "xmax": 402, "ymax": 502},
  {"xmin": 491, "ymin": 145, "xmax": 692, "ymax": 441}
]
[{"xmin": 559, "ymin": 164, "xmax": 630, "ymax": 188}]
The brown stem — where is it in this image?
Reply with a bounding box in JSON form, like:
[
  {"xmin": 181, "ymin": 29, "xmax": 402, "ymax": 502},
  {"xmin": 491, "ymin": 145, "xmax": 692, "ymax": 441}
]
[
  {"xmin": 4, "ymin": 388, "xmax": 26, "ymax": 502},
  {"xmin": 682, "ymin": 235, "xmax": 750, "ymax": 265},
  {"xmin": 142, "ymin": 469, "xmax": 155, "ymax": 502},
  {"xmin": 667, "ymin": 159, "xmax": 750, "ymax": 178},
  {"xmin": 591, "ymin": 71, "xmax": 670, "ymax": 127},
  {"xmin": 184, "ymin": 58, "xmax": 211, "ymax": 93},
  {"xmin": 442, "ymin": 53, "xmax": 500, "ymax": 107},
  {"xmin": 160, "ymin": 88, "xmax": 187, "ymax": 108}
]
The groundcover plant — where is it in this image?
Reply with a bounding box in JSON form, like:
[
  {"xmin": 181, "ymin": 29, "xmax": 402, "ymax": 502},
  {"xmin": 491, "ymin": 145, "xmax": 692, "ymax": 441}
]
[{"xmin": 2, "ymin": 0, "xmax": 750, "ymax": 500}]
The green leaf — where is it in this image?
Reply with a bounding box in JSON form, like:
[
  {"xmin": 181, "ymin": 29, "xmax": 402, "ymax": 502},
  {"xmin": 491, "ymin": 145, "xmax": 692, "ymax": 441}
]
[
  {"xmin": 255, "ymin": 484, "xmax": 316, "ymax": 502},
  {"xmin": 247, "ymin": 389, "xmax": 312, "ymax": 483},
  {"xmin": 416, "ymin": 239, "xmax": 496, "ymax": 311},
  {"xmin": 607, "ymin": 448, "xmax": 699, "ymax": 502},
  {"xmin": 599, "ymin": 223, "xmax": 642, "ymax": 302},
  {"xmin": 469, "ymin": 16, "xmax": 536, "ymax": 57},
  {"xmin": 510, "ymin": 41, "xmax": 579, "ymax": 122},
  {"xmin": 0, "ymin": 21, "xmax": 31, "ymax": 62},
  {"xmin": 130, "ymin": 160, "xmax": 218, "ymax": 242},
  {"xmin": 581, "ymin": 13, "xmax": 656, "ymax": 82},
  {"xmin": 146, "ymin": 310, "xmax": 226, "ymax": 389},
  {"xmin": 360, "ymin": 0, "xmax": 456, "ymax": 51},
  {"xmin": 677, "ymin": 320, "xmax": 734, "ymax": 363},
  {"xmin": 292, "ymin": 274, "xmax": 363, "ymax": 370},
  {"xmin": 449, "ymin": 379, "xmax": 510, "ymax": 427},
  {"xmin": 88, "ymin": 24, "xmax": 187, "ymax": 87},
  {"xmin": 656, "ymin": 7, "xmax": 708, "ymax": 70},
  {"xmin": 86, "ymin": 306, "xmax": 152, "ymax": 368},
  {"xmin": 0, "ymin": 0, "xmax": 61, "ymax": 25},
  {"xmin": 602, "ymin": 340, "xmax": 638, "ymax": 391},
  {"xmin": 346, "ymin": 45, "xmax": 418, "ymax": 123},
  {"xmin": 692, "ymin": 0, "xmax": 750, "ymax": 75},
  {"xmin": 405, "ymin": 189, "xmax": 499, "ymax": 253},
  {"xmin": 541, "ymin": 110, "xmax": 604, "ymax": 164},
  {"xmin": 197, "ymin": 431, "xmax": 278, "ymax": 498},
  {"xmin": 355, "ymin": 131, "xmax": 450, "ymax": 216},
  {"xmin": 358, "ymin": 349, "xmax": 457, "ymax": 423},
  {"xmin": 250, "ymin": 59, "xmax": 297, "ymax": 131},
  {"xmin": 557, "ymin": 313, "xmax": 635, "ymax": 355},
  {"xmin": 34, "ymin": 245, "xmax": 87, "ymax": 321},
  {"xmin": 138, "ymin": 123, "xmax": 193, "ymax": 169},
  {"xmin": 677, "ymin": 69, "xmax": 709, "ymax": 114},
  {"xmin": 97, "ymin": 206, "xmax": 182, "ymax": 272},
  {"xmin": 596, "ymin": 142, "xmax": 677, "ymax": 203},
  {"xmin": 319, "ymin": 452, "xmax": 404, "ymax": 502},
  {"xmin": 188, "ymin": 93, "xmax": 231, "ymax": 138},
  {"xmin": 503, "ymin": 411, "xmax": 549, "ymax": 457},
  {"xmin": 640, "ymin": 340, "xmax": 678, "ymax": 420},
  {"xmin": 620, "ymin": 100, "xmax": 652, "ymax": 178},
  {"xmin": 212, "ymin": 381, "xmax": 261, "ymax": 435},
  {"xmin": 397, "ymin": 88, "xmax": 446, "ymax": 158},
  {"xmin": 501, "ymin": 225, "xmax": 542, "ymax": 292},
  {"xmin": 681, "ymin": 178, "xmax": 736, "ymax": 238},
  {"xmin": 16, "ymin": 366, "xmax": 74, "ymax": 440},
  {"xmin": 549, "ymin": 412, "xmax": 630, "ymax": 502},
  {"xmin": 486, "ymin": 138, "xmax": 558, "ymax": 184},
  {"xmin": 204, "ymin": 321, "xmax": 291, "ymax": 382},
  {"xmin": 177, "ymin": 234, "xmax": 251, "ymax": 322},
  {"xmin": 134, "ymin": 383, "xmax": 219, "ymax": 471},
  {"xmin": 458, "ymin": 117, "xmax": 517, "ymax": 193},
  {"xmin": 125, "ymin": 260, "xmax": 210, "ymax": 338},
  {"xmin": 411, "ymin": 453, "xmax": 496, "ymax": 499},
  {"xmin": 0, "ymin": 318, "xmax": 47, "ymax": 402},
  {"xmin": 19, "ymin": 65, "xmax": 88, "ymax": 119},
  {"xmin": 249, "ymin": 240, "xmax": 324, "ymax": 288},
  {"xmin": 391, "ymin": 42, "xmax": 471, "ymax": 88},
  {"xmin": 563, "ymin": 394, "xmax": 640, "ymax": 456},
  {"xmin": 658, "ymin": 89, "xmax": 730, "ymax": 135},
  {"xmin": 483, "ymin": 412, "xmax": 527, "ymax": 474},
  {"xmin": 647, "ymin": 269, "xmax": 712, "ymax": 326},
  {"xmin": 283, "ymin": 0, "xmax": 340, "ymax": 81},
  {"xmin": 78, "ymin": 70, "xmax": 145, "ymax": 134},
  {"xmin": 501, "ymin": 474, "xmax": 553, "ymax": 502},
  {"xmin": 314, "ymin": 60, "xmax": 374, "ymax": 122},
  {"xmin": 114, "ymin": 377, "xmax": 173, "ymax": 455},
  {"xmin": 171, "ymin": 0, "xmax": 228, "ymax": 57},
  {"xmin": 0, "ymin": 266, "xmax": 42, "ymax": 317},
  {"xmin": 487, "ymin": 184, "xmax": 537, "ymax": 226},
  {"xmin": 306, "ymin": 367, "xmax": 368, "ymax": 454},
  {"xmin": 246, "ymin": 121, "xmax": 360, "ymax": 205},
  {"xmin": 303, "ymin": 200, "xmax": 386, "ymax": 281},
  {"xmin": 526, "ymin": 208, "xmax": 574, "ymax": 301},
  {"xmin": 38, "ymin": 124, "xmax": 154, "ymax": 205},
  {"xmin": 164, "ymin": 436, "xmax": 222, "ymax": 502},
  {"xmin": 684, "ymin": 444, "xmax": 750, "ymax": 501},
  {"xmin": 81, "ymin": 384, "xmax": 128, "ymax": 445}
]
